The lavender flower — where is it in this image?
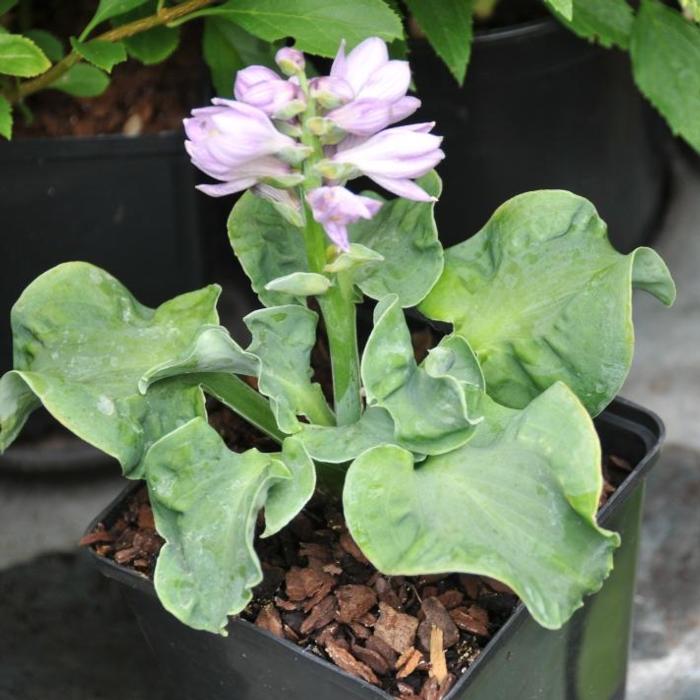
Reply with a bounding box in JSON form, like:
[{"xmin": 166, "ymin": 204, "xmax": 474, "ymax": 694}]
[
  {"xmin": 234, "ymin": 66, "xmax": 303, "ymax": 119},
  {"xmin": 307, "ymin": 187, "xmax": 382, "ymax": 251},
  {"xmin": 184, "ymin": 100, "xmax": 305, "ymax": 196},
  {"xmin": 325, "ymin": 38, "xmax": 419, "ymax": 136},
  {"xmin": 331, "ymin": 123, "xmax": 444, "ymax": 201},
  {"xmin": 275, "ymin": 47, "xmax": 305, "ymax": 76}
]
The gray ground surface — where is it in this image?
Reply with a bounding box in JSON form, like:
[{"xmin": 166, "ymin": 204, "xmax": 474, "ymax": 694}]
[{"xmin": 0, "ymin": 157, "xmax": 698, "ymax": 699}]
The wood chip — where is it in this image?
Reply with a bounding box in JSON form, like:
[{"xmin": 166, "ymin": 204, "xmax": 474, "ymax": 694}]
[
  {"xmin": 350, "ymin": 643, "xmax": 389, "ymax": 675},
  {"xmin": 339, "ymin": 532, "xmax": 370, "ymax": 564},
  {"xmin": 324, "ymin": 640, "xmax": 379, "ymax": 685},
  {"xmin": 481, "ymin": 576, "xmax": 514, "ymax": 594},
  {"xmin": 79, "ymin": 529, "xmax": 114, "ymax": 546},
  {"xmin": 397, "ymin": 648, "xmax": 423, "ymax": 679},
  {"xmin": 335, "ymin": 584, "xmax": 378, "ymax": 624},
  {"xmin": 348, "ymin": 621, "xmax": 371, "ymax": 639},
  {"xmin": 285, "ymin": 567, "xmax": 335, "ymax": 602},
  {"xmin": 458, "ymin": 574, "xmax": 480, "ymax": 600},
  {"xmin": 255, "ymin": 604, "xmax": 284, "ymax": 639},
  {"xmin": 449, "ymin": 606, "xmax": 489, "ymax": 636},
  {"xmin": 436, "ymin": 589, "xmax": 464, "ymax": 610},
  {"xmin": 137, "ymin": 504, "xmax": 155, "ymax": 530},
  {"xmin": 300, "ymin": 594, "xmax": 337, "ymax": 635},
  {"xmin": 429, "ymin": 626, "xmax": 448, "ymax": 684},
  {"xmin": 418, "ymin": 597, "xmax": 460, "ymax": 650},
  {"xmin": 114, "ymin": 546, "xmax": 139, "ymax": 564},
  {"xmin": 374, "ymin": 602, "xmax": 419, "ymax": 654},
  {"xmin": 366, "ymin": 634, "xmax": 399, "ymax": 667},
  {"xmin": 274, "ymin": 596, "xmax": 298, "ymax": 611}
]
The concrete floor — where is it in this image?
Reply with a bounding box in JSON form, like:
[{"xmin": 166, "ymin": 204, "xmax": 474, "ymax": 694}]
[{"xmin": 0, "ymin": 156, "xmax": 698, "ymax": 699}]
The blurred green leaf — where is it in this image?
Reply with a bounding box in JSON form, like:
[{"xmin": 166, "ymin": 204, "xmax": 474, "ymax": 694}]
[
  {"xmin": 82, "ymin": 0, "xmax": 150, "ymax": 39},
  {"xmin": 50, "ymin": 63, "xmax": 110, "ymax": 96},
  {"xmin": 544, "ymin": 0, "xmax": 573, "ymax": 21},
  {"xmin": 0, "ymin": 94, "xmax": 11, "ymax": 139},
  {"xmin": 0, "ymin": 33, "xmax": 51, "ymax": 77},
  {"xmin": 0, "ymin": 0, "xmax": 18, "ymax": 14},
  {"xmin": 631, "ymin": 0, "xmax": 700, "ymax": 151},
  {"xmin": 125, "ymin": 26, "xmax": 180, "ymax": 64},
  {"xmin": 550, "ymin": 0, "xmax": 634, "ymax": 50},
  {"xmin": 70, "ymin": 37, "xmax": 127, "ymax": 72},
  {"xmin": 24, "ymin": 30, "xmax": 64, "ymax": 61}
]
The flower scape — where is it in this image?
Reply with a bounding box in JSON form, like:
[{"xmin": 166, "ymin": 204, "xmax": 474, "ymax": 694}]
[{"xmin": 0, "ymin": 35, "xmax": 675, "ymax": 700}]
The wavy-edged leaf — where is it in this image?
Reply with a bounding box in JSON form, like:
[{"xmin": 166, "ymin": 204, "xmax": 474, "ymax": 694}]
[
  {"xmin": 351, "ymin": 171, "xmax": 444, "ymax": 308},
  {"xmin": 228, "ymin": 191, "xmax": 308, "ymax": 307},
  {"xmin": 70, "ymin": 37, "xmax": 127, "ymax": 72},
  {"xmin": 145, "ymin": 417, "xmax": 292, "ymax": 634},
  {"xmin": 403, "ymin": 0, "xmax": 474, "ymax": 83},
  {"xmin": 0, "ymin": 262, "xmax": 219, "ymax": 477},
  {"xmin": 263, "ymin": 436, "xmax": 316, "ymax": 537},
  {"xmin": 631, "ymin": 0, "xmax": 700, "ymax": 152},
  {"xmin": 419, "ymin": 190, "xmax": 675, "ymax": 416},
  {"xmin": 265, "ymin": 272, "xmax": 331, "ymax": 297},
  {"xmin": 0, "ymin": 33, "xmax": 51, "ymax": 77},
  {"xmin": 298, "ymin": 406, "xmax": 395, "ymax": 463},
  {"xmin": 244, "ymin": 305, "xmax": 334, "ymax": 433},
  {"xmin": 50, "ymin": 63, "xmax": 110, "ymax": 96},
  {"xmin": 344, "ymin": 382, "xmax": 619, "ymax": 630},
  {"xmin": 362, "ymin": 295, "xmax": 483, "ymax": 455},
  {"xmin": 174, "ymin": 0, "xmax": 403, "ymax": 57},
  {"xmin": 139, "ymin": 325, "xmax": 259, "ymax": 391},
  {"xmin": 550, "ymin": 0, "xmax": 634, "ymax": 50}
]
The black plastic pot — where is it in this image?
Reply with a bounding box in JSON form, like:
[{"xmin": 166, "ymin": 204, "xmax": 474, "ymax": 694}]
[
  {"xmin": 412, "ymin": 17, "xmax": 671, "ymax": 252},
  {"xmin": 87, "ymin": 396, "xmax": 663, "ymax": 700},
  {"xmin": 0, "ymin": 132, "xmax": 205, "ymax": 374}
]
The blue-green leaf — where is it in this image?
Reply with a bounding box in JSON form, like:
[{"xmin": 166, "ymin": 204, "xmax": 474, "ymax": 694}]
[
  {"xmin": 0, "ymin": 262, "xmax": 220, "ymax": 478},
  {"xmin": 419, "ymin": 190, "xmax": 675, "ymax": 416},
  {"xmin": 361, "ymin": 295, "xmax": 483, "ymax": 455},
  {"xmin": 344, "ymin": 382, "xmax": 619, "ymax": 630}
]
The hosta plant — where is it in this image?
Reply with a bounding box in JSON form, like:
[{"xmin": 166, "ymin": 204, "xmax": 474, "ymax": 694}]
[{"xmin": 0, "ymin": 37, "xmax": 675, "ymax": 636}]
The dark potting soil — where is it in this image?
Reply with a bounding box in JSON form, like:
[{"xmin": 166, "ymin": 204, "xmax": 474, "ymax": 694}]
[
  {"xmin": 9, "ymin": 0, "xmax": 204, "ymax": 139},
  {"xmin": 83, "ymin": 399, "xmax": 632, "ymax": 700}
]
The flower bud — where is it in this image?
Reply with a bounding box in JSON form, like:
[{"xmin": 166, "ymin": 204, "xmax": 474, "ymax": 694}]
[
  {"xmin": 275, "ymin": 47, "xmax": 305, "ymax": 76},
  {"xmin": 309, "ymin": 76, "xmax": 354, "ymax": 109},
  {"xmin": 314, "ymin": 159, "xmax": 356, "ymax": 182}
]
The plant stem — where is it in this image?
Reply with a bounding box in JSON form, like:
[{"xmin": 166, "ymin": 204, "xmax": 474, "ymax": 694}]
[{"xmin": 8, "ymin": 0, "xmax": 218, "ymax": 104}]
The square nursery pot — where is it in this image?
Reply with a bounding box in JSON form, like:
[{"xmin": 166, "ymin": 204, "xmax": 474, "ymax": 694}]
[
  {"xmin": 411, "ymin": 16, "xmax": 671, "ymax": 253},
  {"xmin": 87, "ymin": 396, "xmax": 663, "ymax": 700},
  {"xmin": 0, "ymin": 132, "xmax": 205, "ymax": 374}
]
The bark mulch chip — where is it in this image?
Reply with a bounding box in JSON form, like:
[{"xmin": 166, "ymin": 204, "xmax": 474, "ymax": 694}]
[{"xmin": 85, "ymin": 400, "xmax": 629, "ymax": 699}]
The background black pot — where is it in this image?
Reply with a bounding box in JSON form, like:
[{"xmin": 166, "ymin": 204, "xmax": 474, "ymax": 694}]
[
  {"xmin": 88, "ymin": 397, "xmax": 664, "ymax": 700},
  {"xmin": 0, "ymin": 132, "xmax": 205, "ymax": 471},
  {"xmin": 412, "ymin": 16, "xmax": 671, "ymax": 251}
]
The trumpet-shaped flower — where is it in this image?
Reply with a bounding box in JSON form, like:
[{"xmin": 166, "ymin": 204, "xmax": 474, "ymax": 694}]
[
  {"xmin": 325, "ymin": 38, "xmax": 419, "ymax": 136},
  {"xmin": 332, "ymin": 123, "xmax": 445, "ymax": 201},
  {"xmin": 234, "ymin": 66, "xmax": 303, "ymax": 119},
  {"xmin": 307, "ymin": 186, "xmax": 382, "ymax": 251}
]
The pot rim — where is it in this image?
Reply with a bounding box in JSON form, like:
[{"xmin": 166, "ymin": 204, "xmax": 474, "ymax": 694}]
[
  {"xmin": 473, "ymin": 15, "xmax": 560, "ymax": 45},
  {"xmin": 85, "ymin": 394, "xmax": 664, "ymax": 700}
]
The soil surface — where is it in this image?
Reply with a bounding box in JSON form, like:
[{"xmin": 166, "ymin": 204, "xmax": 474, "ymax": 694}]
[
  {"xmin": 84, "ymin": 400, "xmax": 631, "ymax": 700},
  {"xmin": 8, "ymin": 0, "xmax": 205, "ymax": 138}
]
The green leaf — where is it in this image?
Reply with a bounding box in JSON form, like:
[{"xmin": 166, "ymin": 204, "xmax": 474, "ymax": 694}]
[
  {"xmin": 24, "ymin": 30, "xmax": 64, "ymax": 62},
  {"xmin": 344, "ymin": 382, "xmax": 619, "ymax": 630},
  {"xmin": 403, "ymin": 0, "xmax": 474, "ymax": 84},
  {"xmin": 0, "ymin": 262, "xmax": 220, "ymax": 478},
  {"xmin": 0, "ymin": 0, "xmax": 19, "ymax": 16},
  {"xmin": 0, "ymin": 33, "xmax": 51, "ymax": 77},
  {"xmin": 265, "ymin": 272, "xmax": 331, "ymax": 297},
  {"xmin": 82, "ymin": 0, "xmax": 150, "ymax": 38},
  {"xmin": 178, "ymin": 0, "xmax": 403, "ymax": 57},
  {"xmin": 419, "ymin": 190, "xmax": 675, "ymax": 416},
  {"xmin": 0, "ymin": 94, "xmax": 11, "ymax": 139},
  {"xmin": 549, "ymin": 0, "xmax": 634, "ymax": 50},
  {"xmin": 362, "ymin": 295, "xmax": 483, "ymax": 455},
  {"xmin": 244, "ymin": 305, "xmax": 334, "ymax": 433},
  {"xmin": 145, "ymin": 417, "xmax": 293, "ymax": 634},
  {"xmin": 139, "ymin": 325, "xmax": 260, "ymax": 391},
  {"xmin": 544, "ymin": 0, "xmax": 573, "ymax": 21},
  {"xmin": 262, "ymin": 436, "xmax": 316, "ymax": 537},
  {"xmin": 228, "ymin": 191, "xmax": 308, "ymax": 308},
  {"xmin": 125, "ymin": 26, "xmax": 180, "ymax": 64},
  {"xmin": 631, "ymin": 0, "xmax": 700, "ymax": 152},
  {"xmin": 50, "ymin": 63, "xmax": 110, "ymax": 96},
  {"xmin": 298, "ymin": 406, "xmax": 395, "ymax": 464},
  {"xmin": 350, "ymin": 171, "xmax": 444, "ymax": 308},
  {"xmin": 70, "ymin": 37, "xmax": 127, "ymax": 72},
  {"xmin": 203, "ymin": 18, "xmax": 277, "ymax": 97}
]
